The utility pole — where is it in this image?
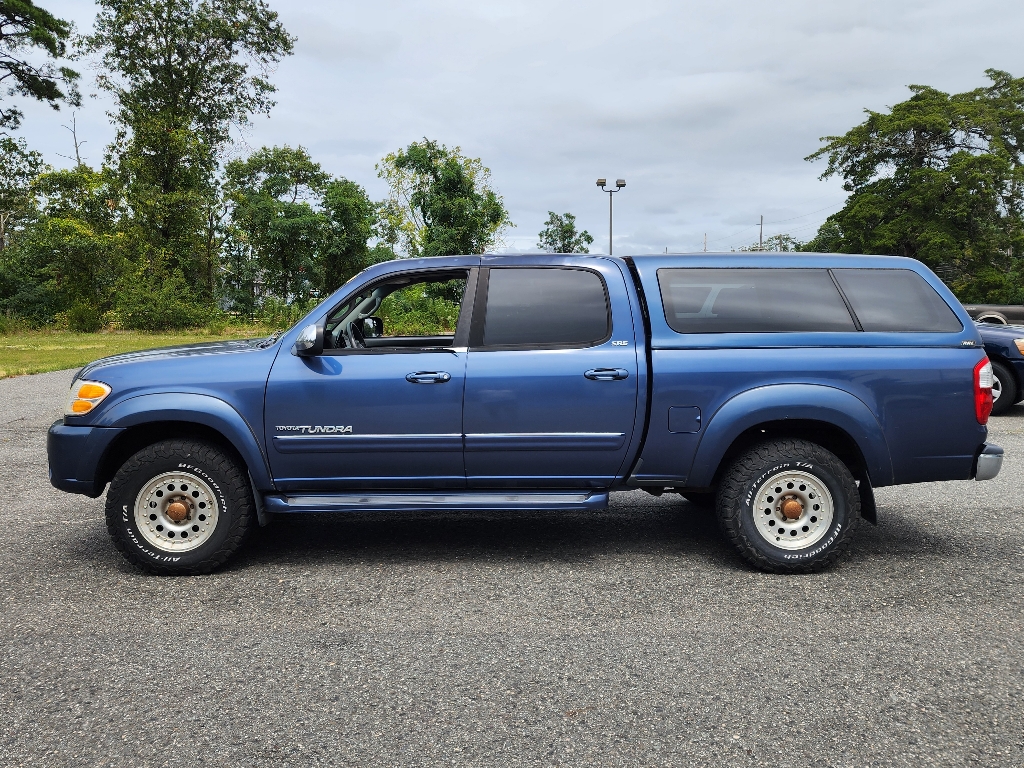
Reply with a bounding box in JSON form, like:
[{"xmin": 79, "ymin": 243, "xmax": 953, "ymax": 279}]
[
  {"xmin": 703, "ymin": 233, "xmax": 707, "ymax": 253},
  {"xmin": 596, "ymin": 178, "xmax": 626, "ymax": 254},
  {"xmin": 759, "ymin": 215, "xmax": 764, "ymax": 251}
]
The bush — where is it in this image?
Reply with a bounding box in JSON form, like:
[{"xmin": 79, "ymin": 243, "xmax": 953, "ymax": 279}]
[
  {"xmin": 254, "ymin": 296, "xmax": 316, "ymax": 329},
  {"xmin": 116, "ymin": 275, "xmax": 218, "ymax": 331},
  {"xmin": 205, "ymin": 316, "xmax": 229, "ymax": 335},
  {"xmin": 66, "ymin": 302, "xmax": 103, "ymax": 332},
  {"xmin": 0, "ymin": 311, "xmax": 30, "ymax": 335}
]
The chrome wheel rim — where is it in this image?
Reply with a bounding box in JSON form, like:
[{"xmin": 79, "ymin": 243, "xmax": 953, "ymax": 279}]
[
  {"xmin": 134, "ymin": 471, "xmax": 220, "ymax": 552},
  {"xmin": 752, "ymin": 470, "xmax": 834, "ymax": 550},
  {"xmin": 992, "ymin": 374, "xmax": 1002, "ymax": 403}
]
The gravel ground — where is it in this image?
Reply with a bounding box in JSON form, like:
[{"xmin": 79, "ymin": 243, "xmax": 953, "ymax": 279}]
[{"xmin": 1, "ymin": 369, "xmax": 1022, "ymax": 767}]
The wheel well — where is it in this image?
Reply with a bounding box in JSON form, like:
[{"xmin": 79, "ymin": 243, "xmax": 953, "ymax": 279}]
[
  {"xmin": 709, "ymin": 419, "xmax": 869, "ymax": 488},
  {"xmin": 97, "ymin": 421, "xmax": 249, "ymax": 489},
  {"xmin": 977, "ymin": 314, "xmax": 1007, "ymax": 324}
]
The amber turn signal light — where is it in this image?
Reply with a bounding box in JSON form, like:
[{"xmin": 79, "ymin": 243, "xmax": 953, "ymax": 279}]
[
  {"xmin": 65, "ymin": 380, "xmax": 111, "ymax": 416},
  {"xmin": 1015, "ymin": 338, "xmax": 1024, "ymax": 355}
]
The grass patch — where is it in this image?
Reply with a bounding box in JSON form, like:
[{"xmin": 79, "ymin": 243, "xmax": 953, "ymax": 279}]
[{"xmin": 0, "ymin": 327, "xmax": 276, "ymax": 379}]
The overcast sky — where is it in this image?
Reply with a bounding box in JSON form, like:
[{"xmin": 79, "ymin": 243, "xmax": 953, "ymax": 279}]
[{"xmin": 17, "ymin": 0, "xmax": 1024, "ymax": 253}]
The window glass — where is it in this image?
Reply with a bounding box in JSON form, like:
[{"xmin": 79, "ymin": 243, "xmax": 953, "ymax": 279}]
[
  {"xmin": 832, "ymin": 269, "xmax": 963, "ymax": 332},
  {"xmin": 657, "ymin": 269, "xmax": 856, "ymax": 333},
  {"xmin": 376, "ymin": 279, "xmax": 465, "ymax": 336},
  {"xmin": 325, "ymin": 273, "xmax": 466, "ymax": 348},
  {"xmin": 482, "ymin": 268, "xmax": 609, "ymax": 347}
]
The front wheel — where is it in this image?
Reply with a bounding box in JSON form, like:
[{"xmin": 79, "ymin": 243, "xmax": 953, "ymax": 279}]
[
  {"xmin": 104, "ymin": 439, "xmax": 255, "ymax": 575},
  {"xmin": 716, "ymin": 439, "xmax": 860, "ymax": 573}
]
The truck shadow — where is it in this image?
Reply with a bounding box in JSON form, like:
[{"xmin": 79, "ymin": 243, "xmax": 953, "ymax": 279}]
[
  {"xmin": 58, "ymin": 494, "xmax": 965, "ymax": 574},
  {"xmin": 222, "ymin": 495, "xmax": 958, "ymax": 573},
  {"xmin": 231, "ymin": 500, "xmax": 733, "ymax": 571}
]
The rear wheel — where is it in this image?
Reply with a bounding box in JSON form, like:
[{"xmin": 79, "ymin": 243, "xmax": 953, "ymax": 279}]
[
  {"xmin": 104, "ymin": 439, "xmax": 254, "ymax": 575},
  {"xmin": 990, "ymin": 360, "xmax": 1018, "ymax": 416},
  {"xmin": 716, "ymin": 439, "xmax": 860, "ymax": 573}
]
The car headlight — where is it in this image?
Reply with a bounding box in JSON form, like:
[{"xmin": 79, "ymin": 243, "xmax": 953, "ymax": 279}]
[
  {"xmin": 1015, "ymin": 339, "xmax": 1024, "ymax": 355},
  {"xmin": 65, "ymin": 380, "xmax": 111, "ymax": 416}
]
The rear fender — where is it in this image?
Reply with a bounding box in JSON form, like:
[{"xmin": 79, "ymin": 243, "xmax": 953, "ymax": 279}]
[
  {"xmin": 92, "ymin": 393, "xmax": 273, "ymax": 489},
  {"xmin": 687, "ymin": 384, "xmax": 894, "ymax": 488}
]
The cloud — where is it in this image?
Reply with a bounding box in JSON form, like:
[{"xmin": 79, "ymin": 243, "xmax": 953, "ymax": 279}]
[{"xmin": 18, "ymin": 0, "xmax": 1024, "ymax": 253}]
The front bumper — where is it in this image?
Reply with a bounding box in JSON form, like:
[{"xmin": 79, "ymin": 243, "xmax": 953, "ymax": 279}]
[
  {"xmin": 47, "ymin": 420, "xmax": 124, "ymax": 497},
  {"xmin": 974, "ymin": 443, "xmax": 1003, "ymax": 481}
]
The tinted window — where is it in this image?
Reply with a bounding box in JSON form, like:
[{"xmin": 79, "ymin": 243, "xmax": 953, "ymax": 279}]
[
  {"xmin": 482, "ymin": 268, "xmax": 609, "ymax": 346},
  {"xmin": 658, "ymin": 269, "xmax": 857, "ymax": 333},
  {"xmin": 832, "ymin": 269, "xmax": 963, "ymax": 332}
]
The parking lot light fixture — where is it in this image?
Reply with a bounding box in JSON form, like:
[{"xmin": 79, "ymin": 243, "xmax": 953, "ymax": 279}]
[{"xmin": 597, "ymin": 177, "xmax": 626, "ymax": 254}]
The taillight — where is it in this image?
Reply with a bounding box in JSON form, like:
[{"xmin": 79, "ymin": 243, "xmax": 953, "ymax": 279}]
[{"xmin": 974, "ymin": 358, "xmax": 993, "ymax": 424}]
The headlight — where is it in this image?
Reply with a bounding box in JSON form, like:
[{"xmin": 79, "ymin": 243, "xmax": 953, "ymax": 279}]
[
  {"xmin": 65, "ymin": 380, "xmax": 111, "ymax": 416},
  {"xmin": 1015, "ymin": 339, "xmax": 1024, "ymax": 355}
]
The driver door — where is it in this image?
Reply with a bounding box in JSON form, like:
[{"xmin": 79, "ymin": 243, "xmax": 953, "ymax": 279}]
[{"xmin": 265, "ymin": 267, "xmax": 476, "ymax": 491}]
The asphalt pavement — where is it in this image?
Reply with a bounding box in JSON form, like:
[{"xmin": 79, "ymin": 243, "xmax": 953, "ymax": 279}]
[{"xmin": 1, "ymin": 369, "xmax": 1022, "ymax": 767}]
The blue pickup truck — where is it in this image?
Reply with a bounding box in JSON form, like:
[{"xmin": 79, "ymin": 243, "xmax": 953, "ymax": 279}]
[{"xmin": 48, "ymin": 253, "xmax": 1003, "ymax": 575}]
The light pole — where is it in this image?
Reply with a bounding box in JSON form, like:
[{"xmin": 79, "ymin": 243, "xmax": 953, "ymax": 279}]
[{"xmin": 596, "ymin": 178, "xmax": 625, "ymax": 254}]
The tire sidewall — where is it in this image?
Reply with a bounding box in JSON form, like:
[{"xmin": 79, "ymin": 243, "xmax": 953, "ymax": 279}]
[
  {"xmin": 733, "ymin": 455, "xmax": 854, "ymax": 567},
  {"xmin": 107, "ymin": 449, "xmax": 238, "ymax": 571},
  {"xmin": 990, "ymin": 361, "xmax": 1018, "ymax": 415}
]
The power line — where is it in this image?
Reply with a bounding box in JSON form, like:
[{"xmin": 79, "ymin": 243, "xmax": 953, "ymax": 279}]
[{"xmin": 704, "ymin": 200, "xmax": 844, "ymax": 250}]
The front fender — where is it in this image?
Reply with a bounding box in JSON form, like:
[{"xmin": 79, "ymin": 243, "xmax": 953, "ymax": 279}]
[
  {"xmin": 92, "ymin": 393, "xmax": 274, "ymax": 489},
  {"xmin": 686, "ymin": 384, "xmax": 894, "ymax": 488}
]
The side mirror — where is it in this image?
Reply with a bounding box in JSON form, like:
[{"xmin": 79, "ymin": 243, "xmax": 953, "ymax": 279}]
[
  {"xmin": 362, "ymin": 316, "xmax": 383, "ymax": 338},
  {"xmin": 291, "ymin": 321, "xmax": 324, "ymax": 356}
]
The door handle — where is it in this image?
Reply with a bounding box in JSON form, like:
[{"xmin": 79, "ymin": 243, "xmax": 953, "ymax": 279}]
[
  {"xmin": 584, "ymin": 368, "xmax": 629, "ymax": 381},
  {"xmin": 406, "ymin": 371, "xmax": 452, "ymax": 384}
]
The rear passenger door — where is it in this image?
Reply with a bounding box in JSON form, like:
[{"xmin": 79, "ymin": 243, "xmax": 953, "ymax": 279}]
[{"xmin": 463, "ymin": 258, "xmax": 640, "ymax": 488}]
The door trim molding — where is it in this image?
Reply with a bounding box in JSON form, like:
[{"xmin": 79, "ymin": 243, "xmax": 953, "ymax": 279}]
[
  {"xmin": 464, "ymin": 432, "xmax": 626, "ymax": 451},
  {"xmin": 273, "ymin": 434, "xmax": 463, "ymax": 453}
]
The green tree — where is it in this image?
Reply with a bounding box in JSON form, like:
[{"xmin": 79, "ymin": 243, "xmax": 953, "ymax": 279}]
[
  {"xmin": 739, "ymin": 233, "xmax": 803, "ymax": 252},
  {"xmin": 799, "ymin": 221, "xmax": 844, "ymax": 253},
  {"xmin": 83, "ymin": 0, "xmax": 295, "ymax": 296},
  {"xmin": 0, "ymin": 135, "xmax": 42, "ymax": 249},
  {"xmin": 321, "ymin": 178, "xmax": 386, "ymax": 294},
  {"xmin": 224, "ymin": 146, "xmax": 328, "ymax": 310},
  {"xmin": 536, "ymin": 211, "xmax": 593, "ymax": 253},
  {"xmin": 377, "ymin": 139, "xmax": 511, "ymax": 257},
  {"xmin": 0, "ymin": 164, "xmax": 126, "ymax": 325},
  {"xmin": 0, "ymin": 0, "xmax": 79, "ymax": 130},
  {"xmin": 805, "ymin": 69, "xmax": 1024, "ymax": 301},
  {"xmin": 223, "ymin": 145, "xmax": 381, "ymax": 315}
]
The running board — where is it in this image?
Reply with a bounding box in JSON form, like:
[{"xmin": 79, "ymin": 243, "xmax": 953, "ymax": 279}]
[{"xmin": 262, "ymin": 490, "xmax": 609, "ymax": 514}]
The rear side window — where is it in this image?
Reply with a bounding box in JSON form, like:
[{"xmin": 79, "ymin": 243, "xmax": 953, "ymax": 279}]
[
  {"xmin": 832, "ymin": 269, "xmax": 963, "ymax": 332},
  {"xmin": 481, "ymin": 267, "xmax": 610, "ymax": 347},
  {"xmin": 657, "ymin": 269, "xmax": 857, "ymax": 333}
]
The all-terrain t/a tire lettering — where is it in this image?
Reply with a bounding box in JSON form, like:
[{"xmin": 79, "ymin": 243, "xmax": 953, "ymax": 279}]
[
  {"xmin": 716, "ymin": 439, "xmax": 861, "ymax": 573},
  {"xmin": 104, "ymin": 439, "xmax": 254, "ymax": 575}
]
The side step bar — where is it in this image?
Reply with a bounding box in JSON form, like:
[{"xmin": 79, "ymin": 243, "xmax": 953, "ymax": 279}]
[{"xmin": 262, "ymin": 491, "xmax": 609, "ymax": 514}]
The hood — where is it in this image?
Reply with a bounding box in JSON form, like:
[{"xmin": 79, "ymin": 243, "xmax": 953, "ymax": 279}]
[
  {"xmin": 78, "ymin": 338, "xmax": 272, "ymax": 380},
  {"xmin": 975, "ymin": 321, "xmax": 1024, "ymax": 344}
]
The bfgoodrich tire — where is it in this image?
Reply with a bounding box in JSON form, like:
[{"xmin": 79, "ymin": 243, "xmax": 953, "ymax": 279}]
[
  {"xmin": 716, "ymin": 439, "xmax": 861, "ymax": 573},
  {"xmin": 104, "ymin": 439, "xmax": 254, "ymax": 575}
]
